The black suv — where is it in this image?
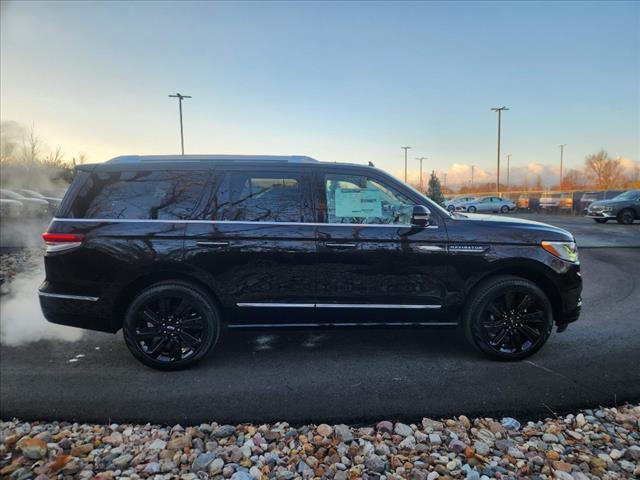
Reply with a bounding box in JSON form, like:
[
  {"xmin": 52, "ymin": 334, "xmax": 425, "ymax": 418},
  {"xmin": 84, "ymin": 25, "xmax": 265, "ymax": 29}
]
[{"xmin": 40, "ymin": 155, "xmax": 582, "ymax": 369}]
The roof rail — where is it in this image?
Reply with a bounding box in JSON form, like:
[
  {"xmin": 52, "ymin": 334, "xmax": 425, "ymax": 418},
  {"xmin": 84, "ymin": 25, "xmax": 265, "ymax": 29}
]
[{"xmin": 106, "ymin": 155, "xmax": 320, "ymax": 164}]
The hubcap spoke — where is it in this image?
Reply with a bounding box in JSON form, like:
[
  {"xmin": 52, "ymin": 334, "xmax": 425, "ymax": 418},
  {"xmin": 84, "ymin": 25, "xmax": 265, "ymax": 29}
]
[
  {"xmin": 181, "ymin": 316, "xmax": 203, "ymax": 329},
  {"xmin": 490, "ymin": 328, "xmax": 508, "ymax": 346},
  {"xmin": 487, "ymin": 303, "xmax": 505, "ymax": 318},
  {"xmin": 136, "ymin": 327, "xmax": 161, "ymax": 339},
  {"xmin": 147, "ymin": 337, "xmax": 168, "ymax": 357},
  {"xmin": 517, "ymin": 324, "xmax": 540, "ymax": 343},
  {"xmin": 179, "ymin": 331, "xmax": 202, "ymax": 350},
  {"xmin": 516, "ymin": 294, "xmax": 536, "ymax": 313},
  {"xmin": 521, "ymin": 311, "xmax": 545, "ymax": 324},
  {"xmin": 142, "ymin": 308, "xmax": 162, "ymax": 326}
]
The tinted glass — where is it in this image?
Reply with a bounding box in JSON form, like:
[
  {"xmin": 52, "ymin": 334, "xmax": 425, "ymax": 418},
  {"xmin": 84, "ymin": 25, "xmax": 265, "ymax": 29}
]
[
  {"xmin": 216, "ymin": 172, "xmax": 302, "ymax": 222},
  {"xmin": 324, "ymin": 173, "xmax": 413, "ymax": 224},
  {"xmin": 71, "ymin": 170, "xmax": 209, "ymax": 220}
]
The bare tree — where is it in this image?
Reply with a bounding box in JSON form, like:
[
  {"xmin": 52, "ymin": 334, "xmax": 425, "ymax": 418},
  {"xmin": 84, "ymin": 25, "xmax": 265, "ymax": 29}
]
[
  {"xmin": 584, "ymin": 150, "xmax": 626, "ymax": 189},
  {"xmin": 21, "ymin": 123, "xmax": 42, "ymax": 163}
]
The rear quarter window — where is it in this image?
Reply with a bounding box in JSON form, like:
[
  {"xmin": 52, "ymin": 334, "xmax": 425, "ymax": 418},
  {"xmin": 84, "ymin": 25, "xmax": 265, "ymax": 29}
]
[{"xmin": 69, "ymin": 170, "xmax": 209, "ymax": 220}]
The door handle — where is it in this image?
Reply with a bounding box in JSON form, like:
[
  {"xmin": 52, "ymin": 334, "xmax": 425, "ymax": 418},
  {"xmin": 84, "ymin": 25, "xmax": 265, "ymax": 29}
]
[
  {"xmin": 324, "ymin": 242, "xmax": 357, "ymax": 249},
  {"xmin": 196, "ymin": 241, "xmax": 229, "ymax": 248}
]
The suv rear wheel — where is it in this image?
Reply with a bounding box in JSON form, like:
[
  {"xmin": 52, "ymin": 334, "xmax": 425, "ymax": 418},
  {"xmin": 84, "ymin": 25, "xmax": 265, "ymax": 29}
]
[
  {"xmin": 463, "ymin": 275, "xmax": 553, "ymax": 360},
  {"xmin": 123, "ymin": 281, "xmax": 220, "ymax": 370},
  {"xmin": 617, "ymin": 209, "xmax": 635, "ymax": 225}
]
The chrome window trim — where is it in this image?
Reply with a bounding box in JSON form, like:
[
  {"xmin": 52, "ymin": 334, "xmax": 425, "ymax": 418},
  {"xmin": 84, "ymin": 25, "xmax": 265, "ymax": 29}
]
[
  {"xmin": 38, "ymin": 291, "xmax": 99, "ymax": 302},
  {"xmin": 51, "ymin": 217, "xmax": 439, "ymax": 229},
  {"xmin": 237, "ymin": 302, "xmax": 441, "ymax": 309}
]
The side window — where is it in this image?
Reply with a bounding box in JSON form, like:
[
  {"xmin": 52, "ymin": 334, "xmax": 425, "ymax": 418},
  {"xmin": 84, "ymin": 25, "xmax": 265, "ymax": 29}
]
[
  {"xmin": 217, "ymin": 171, "xmax": 302, "ymax": 222},
  {"xmin": 71, "ymin": 170, "xmax": 208, "ymax": 220},
  {"xmin": 324, "ymin": 173, "xmax": 413, "ymax": 224}
]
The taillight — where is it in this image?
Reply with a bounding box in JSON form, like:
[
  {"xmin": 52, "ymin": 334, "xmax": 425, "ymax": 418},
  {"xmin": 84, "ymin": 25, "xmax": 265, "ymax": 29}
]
[{"xmin": 42, "ymin": 232, "xmax": 85, "ymax": 253}]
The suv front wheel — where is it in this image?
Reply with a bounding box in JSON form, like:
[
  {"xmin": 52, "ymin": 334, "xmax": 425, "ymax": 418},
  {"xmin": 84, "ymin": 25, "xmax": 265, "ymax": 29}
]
[
  {"xmin": 463, "ymin": 275, "xmax": 553, "ymax": 361},
  {"xmin": 617, "ymin": 209, "xmax": 635, "ymax": 225},
  {"xmin": 123, "ymin": 281, "xmax": 220, "ymax": 370}
]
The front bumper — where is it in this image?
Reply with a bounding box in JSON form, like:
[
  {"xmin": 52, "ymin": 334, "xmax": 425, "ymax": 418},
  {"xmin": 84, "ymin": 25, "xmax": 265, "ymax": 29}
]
[{"xmin": 586, "ymin": 210, "xmax": 616, "ymax": 218}]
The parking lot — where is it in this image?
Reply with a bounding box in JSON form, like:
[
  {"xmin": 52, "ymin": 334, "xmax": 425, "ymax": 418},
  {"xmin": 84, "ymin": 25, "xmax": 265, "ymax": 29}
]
[{"xmin": 0, "ymin": 213, "xmax": 638, "ymax": 424}]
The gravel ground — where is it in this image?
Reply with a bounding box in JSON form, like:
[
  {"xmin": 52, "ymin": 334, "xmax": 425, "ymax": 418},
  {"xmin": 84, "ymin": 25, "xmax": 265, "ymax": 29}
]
[{"xmin": 1, "ymin": 405, "xmax": 638, "ymax": 480}]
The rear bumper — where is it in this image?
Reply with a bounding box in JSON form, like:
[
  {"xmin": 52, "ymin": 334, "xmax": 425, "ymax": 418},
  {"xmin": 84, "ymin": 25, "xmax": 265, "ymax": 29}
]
[{"xmin": 38, "ymin": 281, "xmax": 116, "ymax": 333}]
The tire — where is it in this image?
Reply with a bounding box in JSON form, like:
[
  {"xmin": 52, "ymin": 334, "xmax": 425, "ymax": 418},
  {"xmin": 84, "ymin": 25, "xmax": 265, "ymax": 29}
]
[
  {"xmin": 123, "ymin": 281, "xmax": 220, "ymax": 370},
  {"xmin": 617, "ymin": 209, "xmax": 635, "ymax": 225},
  {"xmin": 467, "ymin": 206, "xmax": 477, "ymax": 213},
  {"xmin": 593, "ymin": 218, "xmax": 608, "ymax": 224},
  {"xmin": 500, "ymin": 205, "xmax": 509, "ymax": 214},
  {"xmin": 447, "ymin": 204, "xmax": 455, "ymax": 212},
  {"xmin": 463, "ymin": 275, "xmax": 553, "ymax": 361}
]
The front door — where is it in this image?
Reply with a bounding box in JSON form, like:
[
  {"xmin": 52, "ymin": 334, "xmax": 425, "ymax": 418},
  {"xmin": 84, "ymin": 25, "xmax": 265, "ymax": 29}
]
[
  {"xmin": 314, "ymin": 168, "xmax": 450, "ymax": 323},
  {"xmin": 183, "ymin": 167, "xmax": 317, "ymax": 325}
]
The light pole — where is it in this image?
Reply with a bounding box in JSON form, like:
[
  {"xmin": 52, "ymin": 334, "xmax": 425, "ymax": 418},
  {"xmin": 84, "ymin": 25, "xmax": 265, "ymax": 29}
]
[
  {"xmin": 169, "ymin": 93, "xmax": 192, "ymax": 155},
  {"xmin": 416, "ymin": 157, "xmax": 427, "ymax": 191},
  {"xmin": 491, "ymin": 106, "xmax": 509, "ymax": 195},
  {"xmin": 471, "ymin": 165, "xmax": 475, "ymax": 190},
  {"xmin": 559, "ymin": 144, "xmax": 566, "ymax": 190},
  {"xmin": 401, "ymin": 147, "xmax": 411, "ymax": 182},
  {"xmin": 506, "ymin": 154, "xmax": 511, "ymax": 193}
]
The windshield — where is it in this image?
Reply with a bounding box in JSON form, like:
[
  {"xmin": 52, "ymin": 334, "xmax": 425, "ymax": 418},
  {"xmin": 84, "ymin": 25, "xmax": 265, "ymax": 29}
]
[
  {"xmin": 0, "ymin": 189, "xmax": 25, "ymax": 200},
  {"xmin": 614, "ymin": 190, "xmax": 639, "ymax": 200}
]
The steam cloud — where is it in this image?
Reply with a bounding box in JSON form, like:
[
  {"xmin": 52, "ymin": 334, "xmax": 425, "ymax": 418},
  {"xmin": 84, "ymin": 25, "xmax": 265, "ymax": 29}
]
[{"xmin": 0, "ymin": 274, "xmax": 83, "ymax": 346}]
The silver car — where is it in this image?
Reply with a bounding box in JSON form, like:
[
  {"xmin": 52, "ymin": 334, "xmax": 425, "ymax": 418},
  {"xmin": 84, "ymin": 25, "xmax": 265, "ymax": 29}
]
[
  {"xmin": 455, "ymin": 196, "xmax": 516, "ymax": 213},
  {"xmin": 444, "ymin": 196, "xmax": 477, "ymax": 212}
]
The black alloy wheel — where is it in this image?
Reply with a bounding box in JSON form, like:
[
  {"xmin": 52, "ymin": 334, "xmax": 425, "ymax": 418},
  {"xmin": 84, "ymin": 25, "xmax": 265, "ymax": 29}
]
[
  {"xmin": 500, "ymin": 205, "xmax": 509, "ymax": 213},
  {"xmin": 467, "ymin": 206, "xmax": 477, "ymax": 213},
  {"xmin": 123, "ymin": 281, "xmax": 219, "ymax": 370},
  {"xmin": 618, "ymin": 209, "xmax": 635, "ymax": 225},
  {"xmin": 464, "ymin": 275, "xmax": 553, "ymax": 360}
]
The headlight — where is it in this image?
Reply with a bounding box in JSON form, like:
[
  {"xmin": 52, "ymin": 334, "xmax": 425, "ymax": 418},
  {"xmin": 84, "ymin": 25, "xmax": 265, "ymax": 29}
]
[{"xmin": 541, "ymin": 241, "xmax": 579, "ymax": 263}]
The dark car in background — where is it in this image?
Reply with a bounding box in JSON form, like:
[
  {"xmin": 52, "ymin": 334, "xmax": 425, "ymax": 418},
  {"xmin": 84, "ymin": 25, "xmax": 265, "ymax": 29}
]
[
  {"xmin": 586, "ymin": 190, "xmax": 640, "ymax": 224},
  {"xmin": 0, "ymin": 189, "xmax": 49, "ymax": 217},
  {"xmin": 40, "ymin": 155, "xmax": 582, "ymax": 369}
]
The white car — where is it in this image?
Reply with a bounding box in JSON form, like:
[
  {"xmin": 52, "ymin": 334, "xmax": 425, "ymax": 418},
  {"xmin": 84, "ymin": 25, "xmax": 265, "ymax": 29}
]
[
  {"xmin": 0, "ymin": 198, "xmax": 24, "ymax": 218},
  {"xmin": 455, "ymin": 196, "xmax": 516, "ymax": 213},
  {"xmin": 444, "ymin": 196, "xmax": 477, "ymax": 212}
]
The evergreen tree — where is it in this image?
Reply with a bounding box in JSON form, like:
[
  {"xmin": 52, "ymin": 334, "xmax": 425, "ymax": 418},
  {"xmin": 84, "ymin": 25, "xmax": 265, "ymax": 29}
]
[{"xmin": 427, "ymin": 170, "xmax": 445, "ymax": 206}]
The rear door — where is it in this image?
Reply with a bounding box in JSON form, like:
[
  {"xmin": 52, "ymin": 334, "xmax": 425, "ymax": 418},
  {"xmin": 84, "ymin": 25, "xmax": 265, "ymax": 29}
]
[
  {"xmin": 183, "ymin": 165, "xmax": 317, "ymax": 325},
  {"xmin": 313, "ymin": 167, "xmax": 450, "ymax": 323}
]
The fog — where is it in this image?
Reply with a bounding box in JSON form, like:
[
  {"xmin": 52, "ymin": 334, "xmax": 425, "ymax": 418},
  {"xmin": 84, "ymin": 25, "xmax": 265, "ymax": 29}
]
[{"xmin": 0, "ymin": 273, "xmax": 83, "ymax": 346}]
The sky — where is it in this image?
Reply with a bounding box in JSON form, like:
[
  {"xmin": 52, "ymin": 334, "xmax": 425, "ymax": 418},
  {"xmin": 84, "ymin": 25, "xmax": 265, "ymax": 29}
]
[{"xmin": 1, "ymin": 0, "xmax": 639, "ymax": 187}]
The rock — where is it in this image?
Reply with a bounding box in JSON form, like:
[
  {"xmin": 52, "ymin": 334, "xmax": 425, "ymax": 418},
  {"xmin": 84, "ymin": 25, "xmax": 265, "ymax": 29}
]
[
  {"xmin": 474, "ymin": 441, "xmax": 490, "ymax": 456},
  {"xmin": 167, "ymin": 434, "xmax": 192, "ymax": 450},
  {"xmin": 394, "ymin": 423, "xmax": 413, "ymax": 437},
  {"xmin": 399, "ymin": 436, "xmax": 416, "ymax": 450},
  {"xmin": 609, "ymin": 449, "xmax": 623, "ymax": 460},
  {"xmin": 103, "ymin": 432, "xmax": 123, "ymax": 445},
  {"xmin": 459, "ymin": 415, "xmax": 471, "ymax": 429},
  {"xmin": 231, "ymin": 472, "xmax": 253, "ymax": 480},
  {"xmin": 448, "ymin": 439, "xmax": 466, "ymax": 453},
  {"xmin": 428, "ymin": 433, "xmax": 441, "ymax": 445},
  {"xmin": 317, "ymin": 424, "xmax": 333, "ymax": 437},
  {"xmin": 144, "ymin": 462, "xmax": 161, "ymax": 474},
  {"xmin": 543, "ymin": 433, "xmax": 559, "ymax": 443},
  {"xmin": 626, "ymin": 445, "xmax": 640, "ymax": 461},
  {"xmin": 334, "ymin": 424, "xmax": 353, "ymax": 442},
  {"xmin": 575, "ymin": 414, "xmax": 586, "ymax": 427},
  {"xmin": 192, "ymin": 452, "xmax": 215, "ymax": 472},
  {"xmin": 112, "ymin": 453, "xmax": 133, "ymax": 468},
  {"xmin": 249, "ymin": 466, "xmax": 262, "ymax": 479},
  {"xmin": 553, "ymin": 461, "xmax": 572, "ymax": 473},
  {"xmin": 376, "ymin": 421, "xmax": 393, "ymax": 434},
  {"xmin": 18, "ymin": 438, "xmax": 47, "ymax": 459},
  {"xmin": 214, "ymin": 425, "xmax": 236, "ymax": 438},
  {"xmin": 70, "ymin": 443, "xmax": 93, "ymax": 456},
  {"xmin": 554, "ymin": 472, "xmax": 573, "ymax": 480},
  {"xmin": 208, "ymin": 458, "xmax": 224, "ymax": 475},
  {"xmin": 365, "ymin": 455, "xmax": 386, "ymax": 473},
  {"xmin": 501, "ymin": 417, "xmax": 521, "ymax": 431},
  {"xmin": 422, "ymin": 419, "xmax": 444, "ymax": 432},
  {"xmin": 427, "ymin": 472, "xmax": 440, "ymax": 480}
]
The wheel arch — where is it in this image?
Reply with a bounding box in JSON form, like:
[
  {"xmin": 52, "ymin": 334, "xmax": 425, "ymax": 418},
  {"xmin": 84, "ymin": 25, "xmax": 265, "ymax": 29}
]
[
  {"xmin": 110, "ymin": 265, "xmax": 225, "ymax": 331},
  {"xmin": 463, "ymin": 259, "xmax": 563, "ymax": 324}
]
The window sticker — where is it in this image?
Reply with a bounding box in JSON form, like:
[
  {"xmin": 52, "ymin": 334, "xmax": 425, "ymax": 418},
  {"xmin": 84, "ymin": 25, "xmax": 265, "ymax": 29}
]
[{"xmin": 334, "ymin": 188, "xmax": 382, "ymax": 218}]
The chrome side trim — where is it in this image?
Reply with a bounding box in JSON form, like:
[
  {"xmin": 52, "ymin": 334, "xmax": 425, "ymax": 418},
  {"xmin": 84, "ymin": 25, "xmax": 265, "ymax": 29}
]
[
  {"xmin": 237, "ymin": 303, "xmax": 316, "ymax": 308},
  {"xmin": 51, "ymin": 218, "xmax": 439, "ymax": 229},
  {"xmin": 228, "ymin": 321, "xmax": 457, "ymax": 329},
  {"xmin": 237, "ymin": 302, "xmax": 441, "ymax": 309},
  {"xmin": 416, "ymin": 245, "xmax": 445, "ymax": 252},
  {"xmin": 38, "ymin": 291, "xmax": 99, "ymax": 302}
]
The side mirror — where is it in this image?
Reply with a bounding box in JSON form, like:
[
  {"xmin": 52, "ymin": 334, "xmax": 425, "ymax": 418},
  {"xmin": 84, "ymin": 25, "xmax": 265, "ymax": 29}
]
[{"xmin": 411, "ymin": 205, "xmax": 431, "ymax": 227}]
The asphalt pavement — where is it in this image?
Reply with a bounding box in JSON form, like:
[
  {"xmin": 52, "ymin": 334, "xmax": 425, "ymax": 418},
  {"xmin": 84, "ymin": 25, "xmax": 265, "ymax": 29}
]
[{"xmin": 0, "ymin": 214, "xmax": 639, "ymax": 425}]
